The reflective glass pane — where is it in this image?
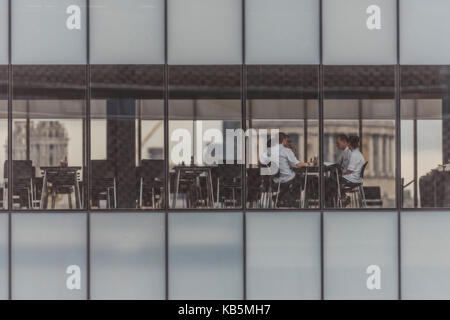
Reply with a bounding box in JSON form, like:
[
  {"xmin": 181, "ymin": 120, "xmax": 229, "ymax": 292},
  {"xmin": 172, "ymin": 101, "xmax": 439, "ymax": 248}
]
[
  {"xmin": 324, "ymin": 66, "xmax": 396, "ymax": 208},
  {"xmin": 0, "ymin": 214, "xmax": 7, "ymax": 300},
  {"xmin": 168, "ymin": 66, "xmax": 242, "ymax": 209},
  {"xmin": 90, "ymin": 65, "xmax": 164, "ymax": 210},
  {"xmin": 402, "ymin": 211, "xmax": 450, "ymax": 299},
  {"xmin": 90, "ymin": 212, "xmax": 165, "ymax": 300},
  {"xmin": 167, "ymin": 0, "xmax": 242, "ymax": 64},
  {"xmin": 11, "ymin": 213, "xmax": 87, "ymax": 300},
  {"xmin": 400, "ymin": 0, "xmax": 450, "ymax": 64},
  {"xmin": 90, "ymin": 0, "xmax": 164, "ymax": 64},
  {"xmin": 246, "ymin": 65, "xmax": 319, "ymax": 209},
  {"xmin": 12, "ymin": 66, "xmax": 86, "ymax": 210},
  {"xmin": 323, "ymin": 0, "xmax": 397, "ymax": 65},
  {"xmin": 401, "ymin": 66, "xmax": 450, "ymax": 208},
  {"xmin": 245, "ymin": 0, "xmax": 319, "ymax": 64},
  {"xmin": 0, "ymin": 66, "xmax": 7, "ymax": 210},
  {"xmin": 246, "ymin": 212, "xmax": 321, "ymax": 299},
  {"xmin": 324, "ymin": 211, "xmax": 398, "ymax": 299},
  {"xmin": 168, "ymin": 212, "xmax": 243, "ymax": 299},
  {"xmin": 12, "ymin": 0, "xmax": 87, "ymax": 64}
]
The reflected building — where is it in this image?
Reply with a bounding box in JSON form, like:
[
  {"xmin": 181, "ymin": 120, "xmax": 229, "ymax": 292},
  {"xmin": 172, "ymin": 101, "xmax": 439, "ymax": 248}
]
[{"xmin": 10, "ymin": 121, "xmax": 69, "ymax": 172}]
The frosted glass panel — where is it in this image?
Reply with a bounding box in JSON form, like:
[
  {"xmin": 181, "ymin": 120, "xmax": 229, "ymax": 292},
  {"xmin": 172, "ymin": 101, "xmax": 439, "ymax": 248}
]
[
  {"xmin": 400, "ymin": 0, "xmax": 450, "ymax": 64},
  {"xmin": 0, "ymin": 215, "xmax": 7, "ymax": 300},
  {"xmin": 246, "ymin": 212, "xmax": 321, "ymax": 300},
  {"xmin": 12, "ymin": 0, "xmax": 87, "ymax": 64},
  {"xmin": 324, "ymin": 212, "xmax": 398, "ymax": 299},
  {"xmin": 323, "ymin": 0, "xmax": 397, "ymax": 65},
  {"xmin": 11, "ymin": 213, "xmax": 87, "ymax": 300},
  {"xmin": 402, "ymin": 212, "xmax": 450, "ymax": 299},
  {"xmin": 169, "ymin": 212, "xmax": 243, "ymax": 299},
  {"xmin": 90, "ymin": 212, "xmax": 165, "ymax": 300},
  {"xmin": 245, "ymin": 0, "xmax": 319, "ymax": 64},
  {"xmin": 168, "ymin": 0, "xmax": 242, "ymax": 64},
  {"xmin": 0, "ymin": 0, "xmax": 7, "ymax": 64},
  {"xmin": 90, "ymin": 0, "xmax": 164, "ymax": 64}
]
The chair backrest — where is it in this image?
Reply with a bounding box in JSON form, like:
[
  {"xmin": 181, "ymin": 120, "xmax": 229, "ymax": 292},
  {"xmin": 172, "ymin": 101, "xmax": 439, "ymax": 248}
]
[
  {"xmin": 363, "ymin": 186, "xmax": 381, "ymax": 200},
  {"xmin": 3, "ymin": 160, "xmax": 33, "ymax": 180},
  {"xmin": 139, "ymin": 159, "xmax": 164, "ymax": 181},
  {"xmin": 360, "ymin": 161, "xmax": 368, "ymax": 179},
  {"xmin": 91, "ymin": 160, "xmax": 115, "ymax": 181}
]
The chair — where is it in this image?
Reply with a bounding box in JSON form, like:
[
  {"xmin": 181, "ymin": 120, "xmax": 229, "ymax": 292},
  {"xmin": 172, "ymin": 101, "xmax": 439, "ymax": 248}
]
[
  {"xmin": 246, "ymin": 168, "xmax": 265, "ymax": 208},
  {"xmin": 342, "ymin": 161, "xmax": 368, "ymax": 208},
  {"xmin": 363, "ymin": 186, "xmax": 383, "ymax": 207},
  {"xmin": 90, "ymin": 160, "xmax": 117, "ymax": 209},
  {"xmin": 211, "ymin": 164, "xmax": 242, "ymax": 208},
  {"xmin": 4, "ymin": 160, "xmax": 34, "ymax": 209},
  {"xmin": 137, "ymin": 159, "xmax": 164, "ymax": 208}
]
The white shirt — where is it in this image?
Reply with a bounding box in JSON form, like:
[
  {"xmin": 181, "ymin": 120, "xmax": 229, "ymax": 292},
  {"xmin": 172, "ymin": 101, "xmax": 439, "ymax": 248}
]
[
  {"xmin": 260, "ymin": 144, "xmax": 300, "ymax": 183},
  {"xmin": 340, "ymin": 147, "xmax": 352, "ymax": 172},
  {"xmin": 342, "ymin": 148, "xmax": 365, "ymax": 184}
]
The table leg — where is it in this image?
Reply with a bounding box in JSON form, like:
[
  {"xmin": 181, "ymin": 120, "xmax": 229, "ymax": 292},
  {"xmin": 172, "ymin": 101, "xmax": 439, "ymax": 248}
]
[
  {"xmin": 74, "ymin": 175, "xmax": 81, "ymax": 209},
  {"xmin": 208, "ymin": 169, "xmax": 214, "ymax": 208},
  {"xmin": 335, "ymin": 168, "xmax": 342, "ymax": 208},
  {"xmin": 40, "ymin": 171, "xmax": 48, "ymax": 209},
  {"xmin": 172, "ymin": 169, "xmax": 180, "ymax": 208},
  {"xmin": 302, "ymin": 168, "xmax": 308, "ymax": 208}
]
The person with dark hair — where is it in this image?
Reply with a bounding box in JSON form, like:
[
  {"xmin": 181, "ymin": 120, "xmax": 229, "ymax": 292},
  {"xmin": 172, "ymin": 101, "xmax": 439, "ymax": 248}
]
[
  {"xmin": 340, "ymin": 135, "xmax": 366, "ymax": 207},
  {"xmin": 286, "ymin": 134, "xmax": 297, "ymax": 156},
  {"xmin": 336, "ymin": 134, "xmax": 351, "ymax": 172},
  {"xmin": 260, "ymin": 132, "xmax": 310, "ymax": 207}
]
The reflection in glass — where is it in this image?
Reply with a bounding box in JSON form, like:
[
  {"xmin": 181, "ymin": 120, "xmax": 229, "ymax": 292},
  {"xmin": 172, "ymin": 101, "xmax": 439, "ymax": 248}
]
[
  {"xmin": 324, "ymin": 66, "xmax": 396, "ymax": 208},
  {"xmin": 90, "ymin": 65, "xmax": 164, "ymax": 210},
  {"xmin": 11, "ymin": 213, "xmax": 87, "ymax": 300},
  {"xmin": 324, "ymin": 211, "xmax": 398, "ymax": 299},
  {"xmin": 0, "ymin": 66, "xmax": 7, "ymax": 210},
  {"xmin": 401, "ymin": 66, "xmax": 450, "ymax": 208},
  {"xmin": 246, "ymin": 65, "xmax": 319, "ymax": 209},
  {"xmin": 168, "ymin": 212, "xmax": 243, "ymax": 300},
  {"xmin": 169, "ymin": 66, "xmax": 242, "ymax": 209},
  {"xmin": 12, "ymin": 66, "xmax": 86, "ymax": 210}
]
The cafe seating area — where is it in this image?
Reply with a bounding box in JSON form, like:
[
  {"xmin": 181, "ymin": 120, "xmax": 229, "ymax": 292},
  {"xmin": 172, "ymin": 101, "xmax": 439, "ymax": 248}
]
[{"xmin": 1, "ymin": 158, "xmax": 380, "ymax": 210}]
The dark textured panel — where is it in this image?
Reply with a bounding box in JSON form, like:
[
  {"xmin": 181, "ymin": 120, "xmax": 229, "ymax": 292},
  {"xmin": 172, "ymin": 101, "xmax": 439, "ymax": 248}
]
[
  {"xmin": 247, "ymin": 65, "xmax": 318, "ymax": 100},
  {"xmin": 12, "ymin": 65, "xmax": 86, "ymax": 100},
  {"xmin": 324, "ymin": 65, "xmax": 395, "ymax": 99},
  {"xmin": 168, "ymin": 65, "xmax": 241, "ymax": 99},
  {"xmin": 91, "ymin": 65, "xmax": 164, "ymax": 99}
]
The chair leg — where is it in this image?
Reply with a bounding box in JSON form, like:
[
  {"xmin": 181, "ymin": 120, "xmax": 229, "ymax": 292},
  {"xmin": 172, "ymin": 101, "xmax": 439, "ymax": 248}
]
[
  {"xmin": 139, "ymin": 177, "xmax": 143, "ymax": 208},
  {"xmin": 274, "ymin": 181, "xmax": 281, "ymax": 207}
]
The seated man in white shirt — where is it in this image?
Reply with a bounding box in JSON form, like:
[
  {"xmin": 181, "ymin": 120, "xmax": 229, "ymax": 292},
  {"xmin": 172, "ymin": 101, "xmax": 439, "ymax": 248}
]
[
  {"xmin": 336, "ymin": 134, "xmax": 352, "ymax": 173},
  {"xmin": 340, "ymin": 135, "xmax": 366, "ymax": 207},
  {"xmin": 260, "ymin": 132, "xmax": 310, "ymax": 207},
  {"xmin": 325, "ymin": 134, "xmax": 352, "ymax": 207}
]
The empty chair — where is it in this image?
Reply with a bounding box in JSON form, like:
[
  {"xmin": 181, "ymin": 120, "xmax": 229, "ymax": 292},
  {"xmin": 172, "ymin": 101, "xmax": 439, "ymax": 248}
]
[
  {"xmin": 4, "ymin": 160, "xmax": 34, "ymax": 209},
  {"xmin": 363, "ymin": 186, "xmax": 383, "ymax": 207},
  {"xmin": 137, "ymin": 159, "xmax": 164, "ymax": 208},
  {"xmin": 212, "ymin": 164, "xmax": 242, "ymax": 208},
  {"xmin": 90, "ymin": 160, "xmax": 117, "ymax": 209}
]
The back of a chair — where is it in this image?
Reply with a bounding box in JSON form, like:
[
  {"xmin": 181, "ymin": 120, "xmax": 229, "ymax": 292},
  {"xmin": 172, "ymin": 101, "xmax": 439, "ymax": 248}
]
[
  {"xmin": 360, "ymin": 161, "xmax": 368, "ymax": 179},
  {"xmin": 363, "ymin": 186, "xmax": 383, "ymax": 206},
  {"xmin": 91, "ymin": 160, "xmax": 115, "ymax": 186},
  {"xmin": 139, "ymin": 159, "xmax": 164, "ymax": 181},
  {"xmin": 216, "ymin": 163, "xmax": 242, "ymax": 183},
  {"xmin": 4, "ymin": 160, "xmax": 33, "ymax": 181}
]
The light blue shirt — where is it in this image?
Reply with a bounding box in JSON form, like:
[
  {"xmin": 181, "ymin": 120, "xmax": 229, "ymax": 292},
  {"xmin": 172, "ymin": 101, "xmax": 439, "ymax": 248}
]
[
  {"xmin": 342, "ymin": 148, "xmax": 365, "ymax": 184},
  {"xmin": 261, "ymin": 144, "xmax": 300, "ymax": 183}
]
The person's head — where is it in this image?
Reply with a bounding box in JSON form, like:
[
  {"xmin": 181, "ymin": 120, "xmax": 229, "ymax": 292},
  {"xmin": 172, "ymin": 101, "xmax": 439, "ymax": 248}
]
[
  {"xmin": 348, "ymin": 135, "xmax": 360, "ymax": 150},
  {"xmin": 278, "ymin": 132, "xmax": 288, "ymax": 146},
  {"xmin": 336, "ymin": 134, "xmax": 349, "ymax": 150}
]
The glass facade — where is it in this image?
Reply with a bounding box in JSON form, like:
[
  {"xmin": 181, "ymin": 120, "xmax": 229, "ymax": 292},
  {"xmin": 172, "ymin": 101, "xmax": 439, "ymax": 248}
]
[{"xmin": 0, "ymin": 0, "xmax": 448, "ymax": 300}]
